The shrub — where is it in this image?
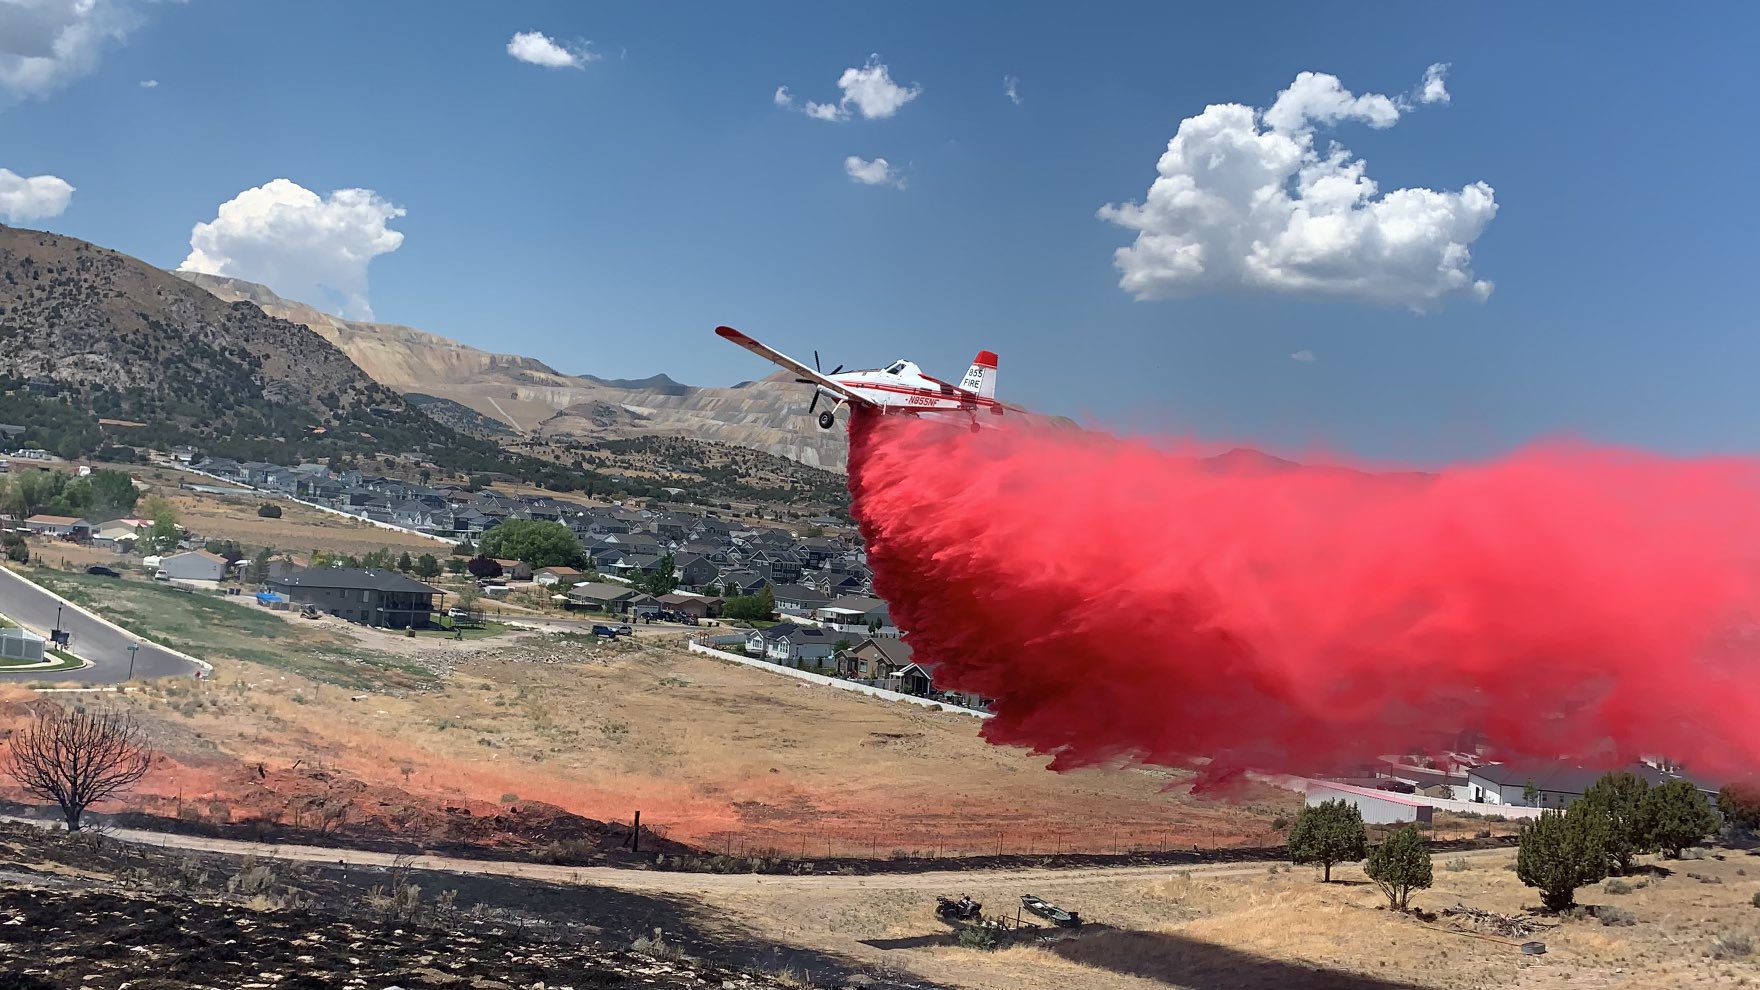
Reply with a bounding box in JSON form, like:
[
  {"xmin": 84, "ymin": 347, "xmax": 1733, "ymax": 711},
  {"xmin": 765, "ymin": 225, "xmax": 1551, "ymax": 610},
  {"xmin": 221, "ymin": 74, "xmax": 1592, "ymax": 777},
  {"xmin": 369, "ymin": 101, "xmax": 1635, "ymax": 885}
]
[
  {"xmin": 1711, "ymin": 932, "xmax": 1753, "ymax": 960},
  {"xmin": 1517, "ymin": 807, "xmax": 1609, "ymax": 911},
  {"xmin": 256, "ymin": 503, "xmax": 281, "ymax": 518},
  {"xmin": 1446, "ymin": 858, "xmax": 1472, "ymax": 872},
  {"xmin": 1365, "ymin": 826, "xmax": 1432, "ymax": 911},
  {"xmin": 1287, "ymin": 799, "xmax": 1368, "ymax": 882},
  {"xmin": 1751, "ymin": 891, "xmax": 1760, "ymax": 909},
  {"xmin": 1643, "ymin": 780, "xmax": 1717, "ymax": 858},
  {"xmin": 1270, "ymin": 816, "xmax": 1290, "ymax": 831},
  {"xmin": 958, "ymin": 925, "xmax": 1001, "ymax": 950},
  {"xmin": 631, "ymin": 929, "xmax": 687, "ymax": 962},
  {"xmin": 1596, "ymin": 905, "xmax": 1637, "ymax": 926},
  {"xmin": 1604, "ymin": 879, "xmax": 1633, "ymax": 895}
]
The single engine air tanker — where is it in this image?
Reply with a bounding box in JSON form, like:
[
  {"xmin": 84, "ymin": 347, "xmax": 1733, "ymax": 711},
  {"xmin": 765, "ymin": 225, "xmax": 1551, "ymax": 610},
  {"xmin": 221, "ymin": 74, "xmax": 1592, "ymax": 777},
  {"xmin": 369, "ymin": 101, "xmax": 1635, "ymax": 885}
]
[{"xmin": 715, "ymin": 325, "xmax": 1025, "ymax": 431}]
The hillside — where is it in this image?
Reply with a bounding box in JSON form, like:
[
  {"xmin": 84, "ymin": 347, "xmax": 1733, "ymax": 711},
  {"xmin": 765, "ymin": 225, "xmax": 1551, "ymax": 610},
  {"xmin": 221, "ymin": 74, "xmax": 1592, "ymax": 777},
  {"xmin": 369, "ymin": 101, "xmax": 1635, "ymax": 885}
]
[
  {"xmin": 178, "ymin": 271, "xmax": 851, "ymax": 469},
  {"xmin": 0, "ymin": 225, "xmax": 616, "ymax": 493}
]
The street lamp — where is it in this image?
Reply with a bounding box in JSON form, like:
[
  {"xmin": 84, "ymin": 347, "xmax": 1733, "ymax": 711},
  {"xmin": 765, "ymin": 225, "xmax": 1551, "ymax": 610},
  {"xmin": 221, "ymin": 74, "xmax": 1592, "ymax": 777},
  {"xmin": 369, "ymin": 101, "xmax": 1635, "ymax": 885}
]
[{"xmin": 126, "ymin": 642, "xmax": 139, "ymax": 681}]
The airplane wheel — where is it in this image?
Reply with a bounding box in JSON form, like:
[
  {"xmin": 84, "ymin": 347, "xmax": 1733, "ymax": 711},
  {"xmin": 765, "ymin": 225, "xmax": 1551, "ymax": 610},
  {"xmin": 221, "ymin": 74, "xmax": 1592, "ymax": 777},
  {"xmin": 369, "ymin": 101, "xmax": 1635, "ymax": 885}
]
[{"xmin": 818, "ymin": 411, "xmax": 836, "ymax": 430}]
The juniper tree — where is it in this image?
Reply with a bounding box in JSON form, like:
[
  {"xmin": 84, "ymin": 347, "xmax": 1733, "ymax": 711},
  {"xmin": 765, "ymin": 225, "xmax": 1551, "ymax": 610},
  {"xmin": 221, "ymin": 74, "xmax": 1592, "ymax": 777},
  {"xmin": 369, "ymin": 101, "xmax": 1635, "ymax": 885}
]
[
  {"xmin": 1578, "ymin": 771, "xmax": 1651, "ymax": 874},
  {"xmin": 1366, "ymin": 825, "xmax": 1433, "ymax": 911},
  {"xmin": 1287, "ymin": 799, "xmax": 1367, "ymax": 882},
  {"xmin": 1517, "ymin": 806, "xmax": 1608, "ymax": 911},
  {"xmin": 1642, "ymin": 779, "xmax": 1717, "ymax": 858}
]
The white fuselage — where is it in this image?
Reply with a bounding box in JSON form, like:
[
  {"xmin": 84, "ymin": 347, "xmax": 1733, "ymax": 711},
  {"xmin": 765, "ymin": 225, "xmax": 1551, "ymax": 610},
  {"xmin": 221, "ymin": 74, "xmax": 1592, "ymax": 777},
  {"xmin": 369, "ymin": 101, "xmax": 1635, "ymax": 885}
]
[{"xmin": 824, "ymin": 360, "xmax": 1002, "ymax": 417}]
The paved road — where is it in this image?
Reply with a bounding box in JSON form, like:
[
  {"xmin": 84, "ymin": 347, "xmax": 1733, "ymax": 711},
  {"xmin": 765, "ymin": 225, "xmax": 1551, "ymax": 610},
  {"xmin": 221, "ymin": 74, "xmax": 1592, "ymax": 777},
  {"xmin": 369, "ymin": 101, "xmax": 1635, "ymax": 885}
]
[
  {"xmin": 0, "ymin": 567, "xmax": 207, "ymax": 684},
  {"xmin": 0, "ymin": 814, "xmax": 1517, "ymax": 892}
]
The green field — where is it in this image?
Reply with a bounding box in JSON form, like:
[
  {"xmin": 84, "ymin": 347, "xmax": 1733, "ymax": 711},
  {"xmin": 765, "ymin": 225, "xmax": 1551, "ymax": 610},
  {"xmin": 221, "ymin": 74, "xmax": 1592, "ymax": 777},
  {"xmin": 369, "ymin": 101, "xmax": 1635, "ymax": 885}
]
[{"xmin": 25, "ymin": 569, "xmax": 439, "ymax": 691}]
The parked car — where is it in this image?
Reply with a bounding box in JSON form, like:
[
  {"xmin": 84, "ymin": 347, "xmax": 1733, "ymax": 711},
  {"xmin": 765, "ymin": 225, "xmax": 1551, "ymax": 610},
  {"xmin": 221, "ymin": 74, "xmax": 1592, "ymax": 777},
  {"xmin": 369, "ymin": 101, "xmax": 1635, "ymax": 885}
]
[
  {"xmin": 611, "ymin": 623, "xmax": 634, "ymax": 636},
  {"xmin": 84, "ymin": 565, "xmax": 120, "ymax": 578},
  {"xmin": 446, "ymin": 607, "xmax": 471, "ymax": 620},
  {"xmin": 1375, "ymin": 779, "xmax": 1417, "ymax": 794},
  {"xmin": 590, "ymin": 624, "xmax": 619, "ymax": 639}
]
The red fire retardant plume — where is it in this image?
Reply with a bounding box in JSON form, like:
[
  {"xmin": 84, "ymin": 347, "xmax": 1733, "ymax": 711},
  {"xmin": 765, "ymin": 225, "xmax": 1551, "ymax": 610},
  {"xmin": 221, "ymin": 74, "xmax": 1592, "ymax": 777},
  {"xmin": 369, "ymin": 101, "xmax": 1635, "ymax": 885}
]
[{"xmin": 846, "ymin": 410, "xmax": 1760, "ymax": 782}]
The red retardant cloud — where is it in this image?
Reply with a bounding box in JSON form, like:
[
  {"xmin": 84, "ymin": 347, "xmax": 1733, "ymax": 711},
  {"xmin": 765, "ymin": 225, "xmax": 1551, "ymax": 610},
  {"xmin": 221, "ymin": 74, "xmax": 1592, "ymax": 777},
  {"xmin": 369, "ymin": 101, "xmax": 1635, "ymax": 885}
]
[{"xmin": 846, "ymin": 411, "xmax": 1760, "ymax": 781}]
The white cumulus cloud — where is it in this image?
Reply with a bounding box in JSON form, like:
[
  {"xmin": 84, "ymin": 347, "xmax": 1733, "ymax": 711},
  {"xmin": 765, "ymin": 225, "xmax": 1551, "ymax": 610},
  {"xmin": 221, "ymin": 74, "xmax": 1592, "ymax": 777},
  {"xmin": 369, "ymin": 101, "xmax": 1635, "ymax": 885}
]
[
  {"xmin": 506, "ymin": 30, "xmax": 596, "ymax": 69},
  {"xmin": 0, "ymin": 0, "xmax": 143, "ymax": 103},
  {"xmin": 1098, "ymin": 68, "xmax": 1496, "ymax": 311},
  {"xmin": 0, "ymin": 167, "xmax": 74, "ymax": 222},
  {"xmin": 844, "ymin": 155, "xmax": 903, "ymax": 189},
  {"xmin": 1418, "ymin": 62, "xmax": 1450, "ymax": 104},
  {"xmin": 1003, "ymin": 74, "xmax": 1021, "ymax": 105},
  {"xmin": 776, "ymin": 54, "xmax": 919, "ymax": 121},
  {"xmin": 1290, "ymin": 348, "xmax": 1316, "ymax": 363},
  {"xmin": 178, "ymin": 179, "xmax": 406, "ymax": 321},
  {"xmin": 137, "ymin": 78, "xmax": 155, "ymax": 88}
]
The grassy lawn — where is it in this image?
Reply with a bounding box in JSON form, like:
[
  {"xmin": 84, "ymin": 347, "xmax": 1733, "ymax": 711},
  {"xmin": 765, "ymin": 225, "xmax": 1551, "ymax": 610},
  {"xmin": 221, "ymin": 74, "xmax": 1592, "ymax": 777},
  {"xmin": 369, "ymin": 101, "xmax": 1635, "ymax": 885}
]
[
  {"xmin": 0, "ymin": 648, "xmax": 87, "ymax": 673},
  {"xmin": 25, "ymin": 569, "xmax": 439, "ymax": 692}
]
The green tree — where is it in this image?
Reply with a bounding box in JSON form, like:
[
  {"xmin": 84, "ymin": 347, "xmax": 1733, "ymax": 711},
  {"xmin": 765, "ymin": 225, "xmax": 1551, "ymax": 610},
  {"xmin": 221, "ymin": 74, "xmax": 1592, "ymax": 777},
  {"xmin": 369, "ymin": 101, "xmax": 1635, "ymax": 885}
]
[
  {"xmin": 1365, "ymin": 825, "xmax": 1433, "ymax": 911},
  {"xmin": 453, "ymin": 538, "xmax": 476, "ymax": 557},
  {"xmin": 643, "ymin": 552, "xmax": 679, "ymax": 595},
  {"xmin": 476, "ymin": 520, "xmax": 584, "ymax": 568},
  {"xmin": 1642, "ymin": 779, "xmax": 1717, "ymax": 857},
  {"xmin": 445, "ymin": 557, "xmax": 465, "ymax": 575},
  {"xmin": 141, "ymin": 495, "xmax": 181, "ymax": 553},
  {"xmin": 397, "ymin": 551, "xmax": 414, "ymax": 573},
  {"xmin": 86, "ymin": 469, "xmax": 139, "ymax": 517},
  {"xmin": 361, "ymin": 548, "xmax": 394, "ymax": 570},
  {"xmin": 247, "ymin": 547, "xmax": 272, "ymax": 584},
  {"xmin": 1287, "ymin": 799, "xmax": 1368, "ymax": 882},
  {"xmin": 1717, "ymin": 782, "xmax": 1760, "ymax": 834},
  {"xmin": 1523, "ymin": 779, "xmax": 1540, "ymax": 805},
  {"xmin": 724, "ymin": 585, "xmax": 776, "ymax": 623},
  {"xmin": 1578, "ymin": 771, "xmax": 1651, "ymax": 874},
  {"xmin": 1517, "ymin": 806, "xmax": 1609, "ymax": 911},
  {"xmin": 257, "ymin": 503, "xmax": 282, "ymax": 518},
  {"xmin": 414, "ymin": 553, "xmax": 441, "ymax": 579}
]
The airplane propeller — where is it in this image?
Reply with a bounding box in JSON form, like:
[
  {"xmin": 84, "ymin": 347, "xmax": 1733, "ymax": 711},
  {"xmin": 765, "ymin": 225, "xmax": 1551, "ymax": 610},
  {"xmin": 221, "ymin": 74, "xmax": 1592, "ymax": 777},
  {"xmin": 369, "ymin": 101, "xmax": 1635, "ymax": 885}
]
[{"xmin": 797, "ymin": 350, "xmax": 844, "ymax": 413}]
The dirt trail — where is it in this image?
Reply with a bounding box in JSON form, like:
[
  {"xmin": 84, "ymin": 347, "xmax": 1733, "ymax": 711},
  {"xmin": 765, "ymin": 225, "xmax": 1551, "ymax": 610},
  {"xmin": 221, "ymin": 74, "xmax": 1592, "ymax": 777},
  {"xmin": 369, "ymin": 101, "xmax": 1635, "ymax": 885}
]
[{"xmin": 1, "ymin": 815, "xmax": 1510, "ymax": 894}]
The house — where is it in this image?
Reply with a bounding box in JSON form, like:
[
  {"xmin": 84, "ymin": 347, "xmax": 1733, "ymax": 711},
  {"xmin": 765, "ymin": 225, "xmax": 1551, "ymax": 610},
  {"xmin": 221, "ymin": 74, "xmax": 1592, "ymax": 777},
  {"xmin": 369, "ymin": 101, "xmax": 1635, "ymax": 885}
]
[
  {"xmin": 716, "ymin": 569, "xmax": 769, "ymax": 596},
  {"xmin": 1463, "ymin": 760, "xmax": 1719, "ymax": 809},
  {"xmin": 169, "ymin": 445, "xmax": 199, "ymax": 463},
  {"xmin": 657, "ymin": 593, "xmax": 723, "ymax": 618},
  {"xmin": 533, "ymin": 566, "xmax": 585, "ymax": 587},
  {"xmin": 816, "ymin": 596, "xmax": 894, "ymax": 633},
  {"xmin": 490, "ymin": 559, "xmax": 533, "ymax": 581},
  {"xmin": 744, "ymin": 622, "xmax": 837, "ymax": 667},
  {"xmin": 23, "ymin": 515, "xmax": 86, "ymax": 539},
  {"xmin": 842, "ymin": 636, "xmax": 913, "ymax": 681},
  {"xmin": 157, "ymin": 549, "xmax": 229, "ymax": 583},
  {"xmin": 90, "ymin": 521, "xmax": 142, "ymax": 551},
  {"xmin": 266, "ymin": 569, "xmax": 442, "ymax": 628},
  {"xmin": 772, "ymin": 583, "xmax": 833, "ymax": 613},
  {"xmin": 567, "ymin": 581, "xmax": 642, "ymax": 613},
  {"xmin": 673, "ymin": 553, "xmax": 719, "ymax": 589},
  {"xmin": 198, "ymin": 457, "xmax": 245, "ymax": 483}
]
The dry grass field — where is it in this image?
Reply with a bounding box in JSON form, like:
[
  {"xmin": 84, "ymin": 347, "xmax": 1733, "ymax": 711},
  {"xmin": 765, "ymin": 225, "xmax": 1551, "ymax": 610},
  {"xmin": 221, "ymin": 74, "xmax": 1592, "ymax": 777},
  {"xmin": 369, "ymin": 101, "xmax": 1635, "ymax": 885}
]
[
  {"xmin": 671, "ymin": 843, "xmax": 1760, "ymax": 990},
  {"xmin": 73, "ymin": 611, "xmax": 1297, "ymax": 856}
]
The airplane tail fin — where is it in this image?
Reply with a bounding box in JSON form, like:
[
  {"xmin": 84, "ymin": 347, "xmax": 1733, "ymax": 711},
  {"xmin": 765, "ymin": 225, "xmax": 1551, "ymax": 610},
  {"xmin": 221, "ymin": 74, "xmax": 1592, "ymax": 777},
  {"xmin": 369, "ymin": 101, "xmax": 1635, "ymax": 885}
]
[{"xmin": 959, "ymin": 350, "xmax": 998, "ymax": 399}]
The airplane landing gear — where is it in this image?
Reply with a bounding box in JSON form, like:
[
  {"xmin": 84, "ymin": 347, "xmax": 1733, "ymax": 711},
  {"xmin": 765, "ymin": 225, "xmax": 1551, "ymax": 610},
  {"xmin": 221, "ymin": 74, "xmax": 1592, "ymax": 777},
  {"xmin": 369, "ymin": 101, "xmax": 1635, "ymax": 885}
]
[{"xmin": 818, "ymin": 410, "xmax": 837, "ymax": 430}]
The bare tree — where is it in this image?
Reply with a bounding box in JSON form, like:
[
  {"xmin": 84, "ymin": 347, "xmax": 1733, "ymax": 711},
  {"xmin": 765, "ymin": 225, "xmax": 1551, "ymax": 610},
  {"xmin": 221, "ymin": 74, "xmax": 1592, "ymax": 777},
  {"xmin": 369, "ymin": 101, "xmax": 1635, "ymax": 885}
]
[{"xmin": 4, "ymin": 706, "xmax": 153, "ymax": 831}]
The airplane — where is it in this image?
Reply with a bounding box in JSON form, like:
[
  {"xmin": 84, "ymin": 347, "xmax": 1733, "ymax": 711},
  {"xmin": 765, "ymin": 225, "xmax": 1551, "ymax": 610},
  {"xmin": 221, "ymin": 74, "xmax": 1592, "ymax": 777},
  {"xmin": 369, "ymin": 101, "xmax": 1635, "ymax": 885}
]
[{"xmin": 715, "ymin": 325, "xmax": 1022, "ymax": 431}]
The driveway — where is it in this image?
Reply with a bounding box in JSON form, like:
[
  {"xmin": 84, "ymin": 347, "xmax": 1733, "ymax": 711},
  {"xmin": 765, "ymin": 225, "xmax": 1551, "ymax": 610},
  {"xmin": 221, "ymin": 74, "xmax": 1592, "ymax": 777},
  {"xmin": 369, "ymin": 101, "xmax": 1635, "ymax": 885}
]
[{"xmin": 0, "ymin": 567, "xmax": 207, "ymax": 684}]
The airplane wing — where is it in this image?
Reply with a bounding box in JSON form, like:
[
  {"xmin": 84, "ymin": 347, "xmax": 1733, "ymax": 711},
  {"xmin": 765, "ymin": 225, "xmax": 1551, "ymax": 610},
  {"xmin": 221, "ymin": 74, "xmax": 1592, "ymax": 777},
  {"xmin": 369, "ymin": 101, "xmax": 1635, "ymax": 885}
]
[{"xmin": 715, "ymin": 326, "xmax": 869, "ymax": 406}]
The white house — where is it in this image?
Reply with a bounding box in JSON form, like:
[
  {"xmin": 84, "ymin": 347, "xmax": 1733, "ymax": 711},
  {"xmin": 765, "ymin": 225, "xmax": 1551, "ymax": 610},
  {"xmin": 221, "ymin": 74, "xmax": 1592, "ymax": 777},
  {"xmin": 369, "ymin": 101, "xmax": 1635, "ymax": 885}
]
[
  {"xmin": 744, "ymin": 622, "xmax": 837, "ymax": 667},
  {"xmin": 1463, "ymin": 761, "xmax": 1719, "ymax": 809},
  {"xmin": 156, "ymin": 549, "xmax": 229, "ymax": 583}
]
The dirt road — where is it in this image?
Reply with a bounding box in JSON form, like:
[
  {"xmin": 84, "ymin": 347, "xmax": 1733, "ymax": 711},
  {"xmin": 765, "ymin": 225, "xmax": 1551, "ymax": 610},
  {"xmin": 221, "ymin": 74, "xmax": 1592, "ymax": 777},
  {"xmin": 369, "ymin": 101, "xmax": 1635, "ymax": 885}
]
[{"xmin": 2, "ymin": 815, "xmax": 1510, "ymax": 894}]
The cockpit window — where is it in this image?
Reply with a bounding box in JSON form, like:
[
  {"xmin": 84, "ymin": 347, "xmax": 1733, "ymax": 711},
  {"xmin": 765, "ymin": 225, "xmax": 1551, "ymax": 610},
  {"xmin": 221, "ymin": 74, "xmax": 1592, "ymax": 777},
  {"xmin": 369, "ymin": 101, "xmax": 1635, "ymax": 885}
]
[{"xmin": 886, "ymin": 361, "xmax": 907, "ymax": 375}]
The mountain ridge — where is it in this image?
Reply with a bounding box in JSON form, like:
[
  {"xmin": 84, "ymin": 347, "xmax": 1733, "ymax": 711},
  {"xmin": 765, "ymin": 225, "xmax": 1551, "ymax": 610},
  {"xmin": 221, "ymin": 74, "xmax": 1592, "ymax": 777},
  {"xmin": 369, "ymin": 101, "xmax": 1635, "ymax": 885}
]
[{"xmin": 175, "ymin": 271, "xmax": 850, "ymax": 469}]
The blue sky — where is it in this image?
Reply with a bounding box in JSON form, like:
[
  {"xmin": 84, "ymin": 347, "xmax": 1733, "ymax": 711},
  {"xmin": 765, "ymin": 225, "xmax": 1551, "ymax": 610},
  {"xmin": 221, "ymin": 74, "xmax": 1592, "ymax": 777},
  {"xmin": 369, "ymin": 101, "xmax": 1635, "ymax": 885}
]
[{"xmin": 3, "ymin": 2, "xmax": 1755, "ymax": 463}]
